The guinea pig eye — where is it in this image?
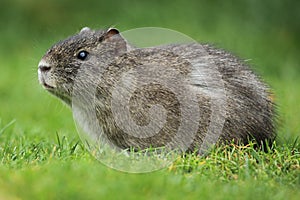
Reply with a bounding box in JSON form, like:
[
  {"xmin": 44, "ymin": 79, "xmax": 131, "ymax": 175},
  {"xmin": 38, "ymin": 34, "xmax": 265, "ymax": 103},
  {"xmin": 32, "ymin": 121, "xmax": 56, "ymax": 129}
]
[{"xmin": 77, "ymin": 50, "xmax": 89, "ymax": 60}]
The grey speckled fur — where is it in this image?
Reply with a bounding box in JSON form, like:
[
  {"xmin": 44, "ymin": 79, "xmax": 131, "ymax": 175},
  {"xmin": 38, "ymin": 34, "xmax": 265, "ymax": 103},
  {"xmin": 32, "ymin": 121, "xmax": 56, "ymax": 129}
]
[{"xmin": 38, "ymin": 27, "xmax": 276, "ymax": 152}]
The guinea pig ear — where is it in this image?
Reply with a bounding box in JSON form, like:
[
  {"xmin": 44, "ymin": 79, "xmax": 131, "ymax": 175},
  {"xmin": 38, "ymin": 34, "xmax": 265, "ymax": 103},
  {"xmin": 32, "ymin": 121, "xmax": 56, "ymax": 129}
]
[
  {"xmin": 80, "ymin": 27, "xmax": 91, "ymax": 33},
  {"xmin": 100, "ymin": 28, "xmax": 121, "ymax": 41},
  {"xmin": 100, "ymin": 28, "xmax": 129, "ymax": 53}
]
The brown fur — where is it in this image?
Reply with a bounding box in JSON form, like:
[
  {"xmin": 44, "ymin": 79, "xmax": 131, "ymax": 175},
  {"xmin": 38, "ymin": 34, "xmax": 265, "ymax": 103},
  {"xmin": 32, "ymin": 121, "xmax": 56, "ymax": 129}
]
[{"xmin": 38, "ymin": 27, "xmax": 276, "ymax": 153}]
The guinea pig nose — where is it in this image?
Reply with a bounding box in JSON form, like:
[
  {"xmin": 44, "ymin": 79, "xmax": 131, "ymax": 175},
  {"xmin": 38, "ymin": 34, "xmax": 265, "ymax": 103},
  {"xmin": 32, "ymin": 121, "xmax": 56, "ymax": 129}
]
[
  {"xmin": 39, "ymin": 65, "xmax": 51, "ymax": 72},
  {"xmin": 38, "ymin": 59, "xmax": 52, "ymax": 72}
]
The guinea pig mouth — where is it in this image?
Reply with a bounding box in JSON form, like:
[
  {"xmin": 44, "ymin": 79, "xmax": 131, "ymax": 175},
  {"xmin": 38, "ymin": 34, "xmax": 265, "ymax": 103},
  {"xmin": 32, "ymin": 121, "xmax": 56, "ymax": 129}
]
[
  {"xmin": 38, "ymin": 76, "xmax": 55, "ymax": 90},
  {"xmin": 42, "ymin": 82, "xmax": 55, "ymax": 90}
]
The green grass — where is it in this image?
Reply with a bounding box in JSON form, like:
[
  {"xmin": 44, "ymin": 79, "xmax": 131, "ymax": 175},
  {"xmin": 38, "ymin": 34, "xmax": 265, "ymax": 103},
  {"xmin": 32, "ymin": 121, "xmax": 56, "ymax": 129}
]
[
  {"xmin": 0, "ymin": 0, "xmax": 300, "ymax": 199},
  {"xmin": 0, "ymin": 128, "xmax": 299, "ymax": 199}
]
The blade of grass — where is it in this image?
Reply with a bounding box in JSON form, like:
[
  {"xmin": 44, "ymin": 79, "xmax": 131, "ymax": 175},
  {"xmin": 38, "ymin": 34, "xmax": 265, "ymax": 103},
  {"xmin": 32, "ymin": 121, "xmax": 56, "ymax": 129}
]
[{"xmin": 0, "ymin": 119, "xmax": 16, "ymax": 136}]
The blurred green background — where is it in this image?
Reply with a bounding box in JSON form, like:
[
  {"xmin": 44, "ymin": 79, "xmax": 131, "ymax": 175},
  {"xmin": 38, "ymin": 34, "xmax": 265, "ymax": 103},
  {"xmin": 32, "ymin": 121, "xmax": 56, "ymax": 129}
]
[{"xmin": 0, "ymin": 0, "xmax": 299, "ymax": 199}]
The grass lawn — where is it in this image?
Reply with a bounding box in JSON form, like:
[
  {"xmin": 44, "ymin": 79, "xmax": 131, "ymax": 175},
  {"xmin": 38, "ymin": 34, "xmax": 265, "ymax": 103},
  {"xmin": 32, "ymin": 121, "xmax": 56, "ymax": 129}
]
[{"xmin": 0, "ymin": 0, "xmax": 299, "ymax": 199}]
